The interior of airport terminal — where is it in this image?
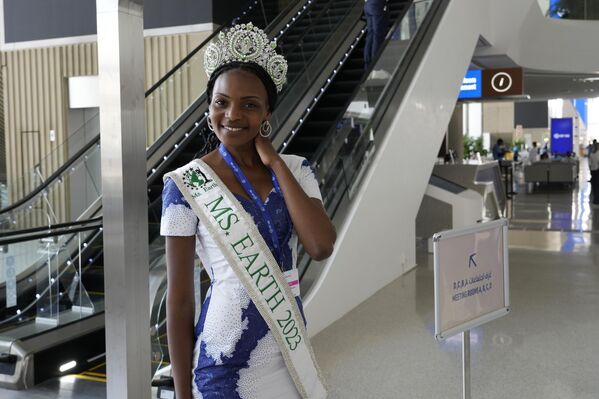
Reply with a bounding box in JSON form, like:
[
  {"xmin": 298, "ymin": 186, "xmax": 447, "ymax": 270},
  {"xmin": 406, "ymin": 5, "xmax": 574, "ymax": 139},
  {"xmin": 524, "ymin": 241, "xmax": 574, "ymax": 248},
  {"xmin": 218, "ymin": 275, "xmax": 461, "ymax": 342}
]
[{"xmin": 0, "ymin": 0, "xmax": 598, "ymax": 398}]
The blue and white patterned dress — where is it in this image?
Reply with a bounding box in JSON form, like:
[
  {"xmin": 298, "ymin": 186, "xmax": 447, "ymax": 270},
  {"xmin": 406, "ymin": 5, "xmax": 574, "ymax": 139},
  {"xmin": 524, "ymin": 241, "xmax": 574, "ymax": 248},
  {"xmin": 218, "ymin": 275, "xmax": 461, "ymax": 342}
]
[{"xmin": 160, "ymin": 155, "xmax": 322, "ymax": 399}]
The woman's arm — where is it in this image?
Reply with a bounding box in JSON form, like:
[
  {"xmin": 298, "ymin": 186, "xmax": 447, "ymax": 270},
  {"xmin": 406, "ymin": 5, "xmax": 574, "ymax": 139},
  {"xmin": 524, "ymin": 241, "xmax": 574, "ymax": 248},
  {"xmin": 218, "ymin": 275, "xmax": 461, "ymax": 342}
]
[
  {"xmin": 255, "ymin": 136, "xmax": 336, "ymax": 260},
  {"xmin": 166, "ymin": 235, "xmax": 197, "ymax": 399}
]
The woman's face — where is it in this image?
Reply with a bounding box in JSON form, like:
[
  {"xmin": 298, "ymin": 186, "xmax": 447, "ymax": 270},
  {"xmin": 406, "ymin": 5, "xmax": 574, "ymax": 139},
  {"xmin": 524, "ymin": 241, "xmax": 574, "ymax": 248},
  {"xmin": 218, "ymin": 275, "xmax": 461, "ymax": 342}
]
[{"xmin": 209, "ymin": 68, "xmax": 271, "ymax": 148}]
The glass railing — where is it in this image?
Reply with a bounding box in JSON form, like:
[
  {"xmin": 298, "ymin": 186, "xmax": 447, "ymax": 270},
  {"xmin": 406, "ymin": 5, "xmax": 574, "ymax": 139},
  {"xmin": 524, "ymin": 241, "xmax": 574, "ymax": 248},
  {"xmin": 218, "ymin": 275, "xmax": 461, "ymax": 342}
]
[
  {"xmin": 3, "ymin": 112, "xmax": 100, "ymax": 209},
  {"xmin": 0, "ymin": 139, "xmax": 102, "ymax": 232},
  {"xmin": 541, "ymin": 0, "xmax": 599, "ymax": 19},
  {"xmin": 0, "ymin": 219, "xmax": 102, "ymax": 338},
  {"xmin": 299, "ymin": 0, "xmax": 437, "ymax": 280}
]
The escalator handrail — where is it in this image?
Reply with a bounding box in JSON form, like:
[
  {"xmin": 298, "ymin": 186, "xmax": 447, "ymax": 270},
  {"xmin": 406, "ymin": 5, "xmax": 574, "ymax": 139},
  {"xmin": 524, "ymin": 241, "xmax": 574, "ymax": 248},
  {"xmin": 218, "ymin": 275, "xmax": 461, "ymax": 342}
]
[
  {"xmin": 0, "ymin": 217, "xmax": 102, "ymax": 240},
  {"xmin": 0, "ymin": 136, "xmax": 101, "ymax": 216},
  {"xmin": 0, "ymin": 220, "xmax": 102, "ymax": 246}
]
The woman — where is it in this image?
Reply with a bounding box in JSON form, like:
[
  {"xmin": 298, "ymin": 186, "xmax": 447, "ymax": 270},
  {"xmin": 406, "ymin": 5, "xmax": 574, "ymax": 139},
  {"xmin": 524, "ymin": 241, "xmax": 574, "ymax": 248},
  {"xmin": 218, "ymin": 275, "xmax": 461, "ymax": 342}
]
[{"xmin": 160, "ymin": 23, "xmax": 336, "ymax": 399}]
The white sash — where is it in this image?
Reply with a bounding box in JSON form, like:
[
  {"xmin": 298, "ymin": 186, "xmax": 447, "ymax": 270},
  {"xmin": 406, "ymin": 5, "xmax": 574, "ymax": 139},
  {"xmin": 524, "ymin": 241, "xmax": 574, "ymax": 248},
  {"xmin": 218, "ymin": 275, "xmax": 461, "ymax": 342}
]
[{"xmin": 165, "ymin": 159, "xmax": 327, "ymax": 399}]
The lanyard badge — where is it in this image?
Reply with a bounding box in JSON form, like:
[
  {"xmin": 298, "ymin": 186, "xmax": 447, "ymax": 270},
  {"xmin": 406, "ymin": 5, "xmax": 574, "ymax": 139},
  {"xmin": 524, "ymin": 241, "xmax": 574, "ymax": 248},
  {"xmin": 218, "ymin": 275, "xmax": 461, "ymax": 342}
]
[{"xmin": 219, "ymin": 144, "xmax": 292, "ymax": 262}]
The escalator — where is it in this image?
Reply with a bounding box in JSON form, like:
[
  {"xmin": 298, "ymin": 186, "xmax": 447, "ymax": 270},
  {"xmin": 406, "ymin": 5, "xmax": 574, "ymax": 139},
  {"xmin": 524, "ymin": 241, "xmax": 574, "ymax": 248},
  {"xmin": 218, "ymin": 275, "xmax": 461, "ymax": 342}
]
[
  {"xmin": 285, "ymin": 0, "xmax": 411, "ymax": 159},
  {"xmin": 0, "ymin": 0, "xmax": 388, "ymax": 389}
]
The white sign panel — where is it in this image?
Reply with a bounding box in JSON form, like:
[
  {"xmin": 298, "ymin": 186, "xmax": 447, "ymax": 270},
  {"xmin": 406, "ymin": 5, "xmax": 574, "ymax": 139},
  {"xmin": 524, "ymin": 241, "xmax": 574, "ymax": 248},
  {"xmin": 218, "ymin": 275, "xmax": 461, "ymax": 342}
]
[
  {"xmin": 68, "ymin": 76, "xmax": 99, "ymax": 109},
  {"xmin": 433, "ymin": 219, "xmax": 510, "ymax": 341}
]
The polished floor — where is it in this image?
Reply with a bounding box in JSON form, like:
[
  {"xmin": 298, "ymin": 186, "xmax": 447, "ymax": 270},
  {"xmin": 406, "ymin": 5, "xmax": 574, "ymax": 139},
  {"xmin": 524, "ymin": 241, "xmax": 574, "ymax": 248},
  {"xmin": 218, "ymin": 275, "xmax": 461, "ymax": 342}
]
[{"xmin": 3, "ymin": 160, "xmax": 599, "ymax": 398}]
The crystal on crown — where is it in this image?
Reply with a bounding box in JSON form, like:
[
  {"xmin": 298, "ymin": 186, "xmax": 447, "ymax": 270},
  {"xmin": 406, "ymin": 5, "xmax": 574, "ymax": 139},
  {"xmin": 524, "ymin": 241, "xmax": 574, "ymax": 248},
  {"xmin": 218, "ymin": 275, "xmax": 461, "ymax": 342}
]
[{"xmin": 204, "ymin": 23, "xmax": 288, "ymax": 92}]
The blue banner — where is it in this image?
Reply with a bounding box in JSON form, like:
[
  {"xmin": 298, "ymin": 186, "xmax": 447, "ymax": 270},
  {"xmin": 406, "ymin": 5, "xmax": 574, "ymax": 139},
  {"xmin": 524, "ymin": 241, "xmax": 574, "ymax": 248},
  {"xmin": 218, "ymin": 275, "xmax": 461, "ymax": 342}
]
[
  {"xmin": 458, "ymin": 70, "xmax": 482, "ymax": 99},
  {"xmin": 551, "ymin": 118, "xmax": 573, "ymax": 154},
  {"xmin": 572, "ymin": 99, "xmax": 588, "ymax": 128}
]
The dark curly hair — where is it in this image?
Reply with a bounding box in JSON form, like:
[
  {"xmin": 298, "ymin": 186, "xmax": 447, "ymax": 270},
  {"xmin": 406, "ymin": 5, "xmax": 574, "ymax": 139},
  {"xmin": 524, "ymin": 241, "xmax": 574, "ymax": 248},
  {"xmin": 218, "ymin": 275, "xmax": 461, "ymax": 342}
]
[{"xmin": 206, "ymin": 61, "xmax": 278, "ymax": 112}]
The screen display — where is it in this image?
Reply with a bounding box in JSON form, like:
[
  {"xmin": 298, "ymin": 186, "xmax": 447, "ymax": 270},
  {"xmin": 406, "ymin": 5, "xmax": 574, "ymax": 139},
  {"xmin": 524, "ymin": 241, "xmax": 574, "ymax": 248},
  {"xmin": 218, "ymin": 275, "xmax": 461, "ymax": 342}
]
[{"xmin": 550, "ymin": 118, "xmax": 573, "ymax": 154}]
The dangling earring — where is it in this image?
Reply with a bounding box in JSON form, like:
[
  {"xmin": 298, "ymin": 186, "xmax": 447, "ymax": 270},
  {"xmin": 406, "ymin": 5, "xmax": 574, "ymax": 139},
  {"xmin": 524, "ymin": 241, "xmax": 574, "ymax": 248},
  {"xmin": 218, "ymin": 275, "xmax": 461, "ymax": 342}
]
[
  {"xmin": 207, "ymin": 115, "xmax": 215, "ymax": 132},
  {"xmin": 260, "ymin": 120, "xmax": 272, "ymax": 138}
]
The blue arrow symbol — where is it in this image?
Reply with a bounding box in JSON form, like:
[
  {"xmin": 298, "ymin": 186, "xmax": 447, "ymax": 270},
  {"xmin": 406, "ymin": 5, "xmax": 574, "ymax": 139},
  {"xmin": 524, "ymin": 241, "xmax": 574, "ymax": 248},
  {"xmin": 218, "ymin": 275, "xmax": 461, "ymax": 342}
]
[{"xmin": 469, "ymin": 253, "xmax": 477, "ymax": 268}]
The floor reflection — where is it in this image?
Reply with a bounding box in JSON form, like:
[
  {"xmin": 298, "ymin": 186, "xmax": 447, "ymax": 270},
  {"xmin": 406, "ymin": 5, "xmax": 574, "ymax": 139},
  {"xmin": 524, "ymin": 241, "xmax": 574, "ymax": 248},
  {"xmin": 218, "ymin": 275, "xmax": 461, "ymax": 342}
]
[{"xmin": 509, "ymin": 158, "xmax": 599, "ymax": 233}]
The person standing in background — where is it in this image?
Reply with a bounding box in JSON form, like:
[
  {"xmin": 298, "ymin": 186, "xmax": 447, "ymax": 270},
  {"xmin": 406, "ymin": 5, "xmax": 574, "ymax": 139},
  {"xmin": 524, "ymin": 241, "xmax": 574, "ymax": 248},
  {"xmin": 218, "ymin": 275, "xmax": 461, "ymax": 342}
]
[
  {"xmin": 589, "ymin": 143, "xmax": 599, "ymax": 205},
  {"xmin": 529, "ymin": 141, "xmax": 540, "ymax": 163},
  {"xmin": 364, "ymin": 0, "xmax": 388, "ymax": 69},
  {"xmin": 492, "ymin": 138, "xmax": 506, "ymax": 161}
]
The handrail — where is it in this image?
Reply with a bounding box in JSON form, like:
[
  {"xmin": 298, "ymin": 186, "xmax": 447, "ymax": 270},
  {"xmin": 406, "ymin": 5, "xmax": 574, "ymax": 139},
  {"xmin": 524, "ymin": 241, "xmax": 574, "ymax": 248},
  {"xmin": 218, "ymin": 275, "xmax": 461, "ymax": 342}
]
[
  {"xmin": 0, "ymin": 217, "xmax": 102, "ymax": 239},
  {"xmin": 0, "ymin": 136, "xmax": 100, "ymax": 215},
  {"xmin": 0, "ymin": 221, "xmax": 102, "ymax": 246}
]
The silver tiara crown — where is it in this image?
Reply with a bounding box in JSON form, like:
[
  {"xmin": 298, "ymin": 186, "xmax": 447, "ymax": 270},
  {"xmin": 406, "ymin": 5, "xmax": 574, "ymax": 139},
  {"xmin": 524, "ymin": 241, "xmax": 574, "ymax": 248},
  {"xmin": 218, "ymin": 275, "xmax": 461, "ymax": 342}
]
[{"xmin": 204, "ymin": 22, "xmax": 288, "ymax": 92}]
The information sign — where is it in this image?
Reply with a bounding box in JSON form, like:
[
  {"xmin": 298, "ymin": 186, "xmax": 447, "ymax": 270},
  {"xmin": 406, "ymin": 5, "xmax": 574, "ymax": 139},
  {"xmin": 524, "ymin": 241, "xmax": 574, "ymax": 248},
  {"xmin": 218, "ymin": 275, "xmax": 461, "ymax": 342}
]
[
  {"xmin": 482, "ymin": 68, "xmax": 523, "ymax": 97},
  {"xmin": 433, "ymin": 219, "xmax": 510, "ymax": 341}
]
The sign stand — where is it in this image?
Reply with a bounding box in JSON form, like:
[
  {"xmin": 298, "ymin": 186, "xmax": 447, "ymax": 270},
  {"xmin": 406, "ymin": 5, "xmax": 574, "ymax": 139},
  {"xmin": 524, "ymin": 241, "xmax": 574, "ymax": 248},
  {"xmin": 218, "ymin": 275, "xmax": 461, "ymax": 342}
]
[
  {"xmin": 462, "ymin": 330, "xmax": 470, "ymax": 399},
  {"xmin": 433, "ymin": 219, "xmax": 510, "ymax": 399}
]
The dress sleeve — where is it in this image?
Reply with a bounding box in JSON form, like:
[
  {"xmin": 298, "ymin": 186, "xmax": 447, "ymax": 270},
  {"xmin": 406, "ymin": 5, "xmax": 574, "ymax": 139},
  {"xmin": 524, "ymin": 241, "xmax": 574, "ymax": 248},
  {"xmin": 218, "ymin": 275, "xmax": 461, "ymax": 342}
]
[
  {"xmin": 160, "ymin": 178, "xmax": 198, "ymax": 236},
  {"xmin": 297, "ymin": 158, "xmax": 323, "ymax": 202}
]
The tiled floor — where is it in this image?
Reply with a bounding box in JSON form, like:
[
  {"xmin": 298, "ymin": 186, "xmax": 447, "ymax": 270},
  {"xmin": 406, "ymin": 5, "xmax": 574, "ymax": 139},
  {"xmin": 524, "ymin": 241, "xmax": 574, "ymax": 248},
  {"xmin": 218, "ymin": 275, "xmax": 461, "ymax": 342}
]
[
  {"xmin": 3, "ymin": 158, "xmax": 599, "ymax": 398},
  {"xmin": 313, "ymin": 241, "xmax": 599, "ymax": 399},
  {"xmin": 508, "ymin": 158, "xmax": 598, "ymax": 232},
  {"xmin": 312, "ymin": 159, "xmax": 599, "ymax": 398}
]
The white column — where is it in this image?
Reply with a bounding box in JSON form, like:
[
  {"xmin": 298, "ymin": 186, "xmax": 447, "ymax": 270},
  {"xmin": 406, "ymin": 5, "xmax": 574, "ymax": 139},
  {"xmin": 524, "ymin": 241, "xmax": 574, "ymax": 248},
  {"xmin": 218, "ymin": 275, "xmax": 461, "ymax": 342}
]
[{"xmin": 96, "ymin": 1, "xmax": 151, "ymax": 397}]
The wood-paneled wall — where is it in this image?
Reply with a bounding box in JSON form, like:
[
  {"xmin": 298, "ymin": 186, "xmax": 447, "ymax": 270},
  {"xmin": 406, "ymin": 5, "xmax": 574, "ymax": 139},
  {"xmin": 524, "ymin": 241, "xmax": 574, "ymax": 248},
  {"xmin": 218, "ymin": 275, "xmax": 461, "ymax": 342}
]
[
  {"xmin": 144, "ymin": 32, "xmax": 210, "ymax": 146},
  {"xmin": 0, "ymin": 30, "xmax": 211, "ymax": 228}
]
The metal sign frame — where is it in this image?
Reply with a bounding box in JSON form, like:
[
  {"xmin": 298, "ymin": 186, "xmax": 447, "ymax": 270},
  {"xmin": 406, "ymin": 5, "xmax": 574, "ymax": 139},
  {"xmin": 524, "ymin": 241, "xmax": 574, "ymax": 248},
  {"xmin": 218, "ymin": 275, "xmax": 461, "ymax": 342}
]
[{"xmin": 433, "ymin": 218, "xmax": 510, "ymax": 341}]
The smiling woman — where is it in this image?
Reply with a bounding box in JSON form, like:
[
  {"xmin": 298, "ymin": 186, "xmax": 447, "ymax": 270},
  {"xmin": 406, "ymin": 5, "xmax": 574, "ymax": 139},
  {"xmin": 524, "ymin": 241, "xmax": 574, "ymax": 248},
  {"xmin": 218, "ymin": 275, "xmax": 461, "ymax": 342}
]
[
  {"xmin": 207, "ymin": 66, "xmax": 272, "ymax": 149},
  {"xmin": 160, "ymin": 23, "xmax": 335, "ymax": 399}
]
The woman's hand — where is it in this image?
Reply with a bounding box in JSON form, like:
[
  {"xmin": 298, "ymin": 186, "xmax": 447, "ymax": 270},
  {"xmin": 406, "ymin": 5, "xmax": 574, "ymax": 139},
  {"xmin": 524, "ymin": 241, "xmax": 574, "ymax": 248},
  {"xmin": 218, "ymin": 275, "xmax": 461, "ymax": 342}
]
[{"xmin": 254, "ymin": 134, "xmax": 281, "ymax": 168}]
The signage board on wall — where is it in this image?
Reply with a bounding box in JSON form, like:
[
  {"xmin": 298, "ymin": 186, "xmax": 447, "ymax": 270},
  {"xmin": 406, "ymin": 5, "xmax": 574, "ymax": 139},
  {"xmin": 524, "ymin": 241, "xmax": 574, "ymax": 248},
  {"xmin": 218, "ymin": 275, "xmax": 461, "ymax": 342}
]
[
  {"xmin": 550, "ymin": 117, "xmax": 573, "ymax": 154},
  {"xmin": 433, "ymin": 219, "xmax": 510, "ymax": 341},
  {"xmin": 458, "ymin": 70, "xmax": 482, "ymax": 99},
  {"xmin": 482, "ymin": 68, "xmax": 523, "ymax": 98},
  {"xmin": 459, "ymin": 68, "xmax": 523, "ymax": 100}
]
